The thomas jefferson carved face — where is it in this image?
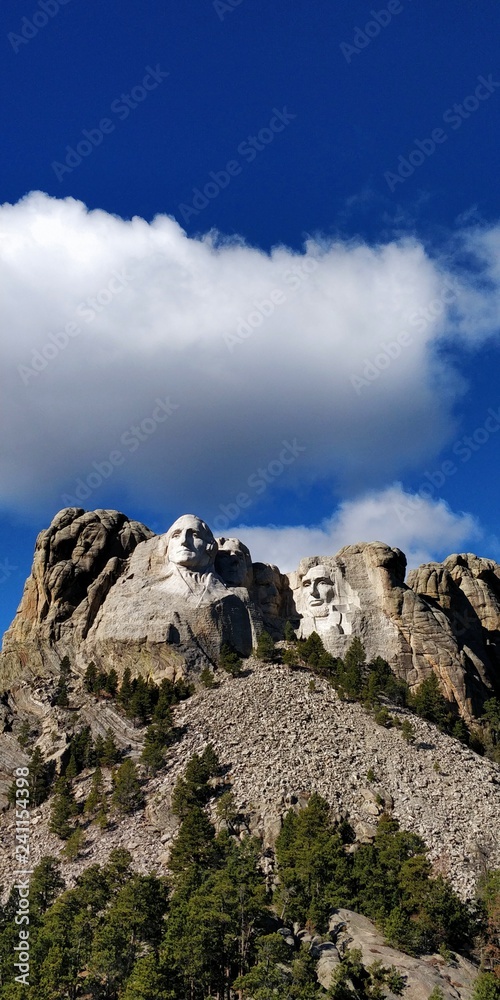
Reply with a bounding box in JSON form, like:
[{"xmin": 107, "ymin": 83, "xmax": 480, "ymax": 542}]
[
  {"xmin": 165, "ymin": 515, "xmax": 216, "ymax": 572},
  {"xmin": 299, "ymin": 564, "xmax": 336, "ymax": 618}
]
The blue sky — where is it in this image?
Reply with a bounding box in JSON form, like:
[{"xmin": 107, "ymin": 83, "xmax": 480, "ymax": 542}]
[{"xmin": 1, "ymin": 0, "xmax": 500, "ymax": 640}]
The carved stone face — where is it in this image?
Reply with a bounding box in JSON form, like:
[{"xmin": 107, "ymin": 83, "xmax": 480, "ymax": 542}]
[
  {"xmin": 253, "ymin": 563, "xmax": 282, "ymax": 617},
  {"xmin": 215, "ymin": 538, "xmax": 253, "ymax": 588},
  {"xmin": 299, "ymin": 564, "xmax": 336, "ymax": 618},
  {"xmin": 165, "ymin": 515, "xmax": 216, "ymax": 572}
]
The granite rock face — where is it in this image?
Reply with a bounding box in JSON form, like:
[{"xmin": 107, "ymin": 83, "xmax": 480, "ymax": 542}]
[
  {"xmin": 2, "ymin": 509, "xmax": 500, "ymax": 720},
  {"xmin": 316, "ymin": 908, "xmax": 478, "ymax": 999},
  {"xmin": 1, "ymin": 508, "xmax": 154, "ymax": 687},
  {"xmin": 407, "ymin": 553, "xmax": 500, "ymax": 715},
  {"xmin": 290, "ymin": 543, "xmax": 500, "ymax": 719},
  {"xmin": 0, "ymin": 509, "xmax": 287, "ymax": 688},
  {"xmin": 6, "ymin": 507, "xmax": 154, "ymax": 640}
]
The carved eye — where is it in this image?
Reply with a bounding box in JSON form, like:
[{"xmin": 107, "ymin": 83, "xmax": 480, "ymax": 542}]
[{"xmin": 303, "ymin": 580, "xmax": 311, "ymax": 587}]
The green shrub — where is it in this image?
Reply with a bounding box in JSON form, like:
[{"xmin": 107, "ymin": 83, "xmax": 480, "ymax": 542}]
[{"xmin": 219, "ymin": 644, "xmax": 243, "ymax": 675}]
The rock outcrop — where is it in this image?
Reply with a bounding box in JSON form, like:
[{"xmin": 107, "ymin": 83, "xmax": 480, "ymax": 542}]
[
  {"xmin": 2, "ymin": 508, "xmax": 500, "ymax": 720},
  {"xmin": 1, "ymin": 508, "xmax": 154, "ymax": 687},
  {"xmin": 0, "ymin": 509, "xmax": 290, "ymax": 689},
  {"xmin": 408, "ymin": 554, "xmax": 500, "ymax": 715},
  {"xmin": 290, "ymin": 543, "xmax": 500, "ymax": 719},
  {"xmin": 315, "ymin": 909, "xmax": 478, "ymax": 999}
]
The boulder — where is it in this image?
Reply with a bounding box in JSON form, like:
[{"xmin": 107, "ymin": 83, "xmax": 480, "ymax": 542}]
[{"xmin": 320, "ymin": 908, "xmax": 478, "ymax": 1000}]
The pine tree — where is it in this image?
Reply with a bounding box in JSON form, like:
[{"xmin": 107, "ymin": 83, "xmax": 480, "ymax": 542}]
[
  {"xmin": 220, "ymin": 643, "xmax": 243, "ymax": 676},
  {"xmin": 410, "ymin": 672, "xmax": 450, "ymax": 729},
  {"xmin": 255, "ymin": 630, "xmax": 276, "ymax": 663},
  {"xmin": 216, "ymin": 790, "xmax": 238, "ymax": 830},
  {"xmin": 17, "ymin": 720, "xmax": 31, "ymax": 749},
  {"xmin": 200, "ymin": 666, "xmax": 218, "ymax": 688},
  {"xmin": 49, "ymin": 777, "xmax": 78, "ymax": 840},
  {"xmin": 95, "ymin": 670, "xmax": 109, "ymax": 694},
  {"xmin": 316, "ymin": 650, "xmax": 337, "ymax": 678},
  {"xmin": 171, "ymin": 747, "xmax": 221, "ymax": 818},
  {"xmin": 452, "ymin": 718, "xmax": 470, "ymax": 745},
  {"xmin": 128, "ymin": 676, "xmax": 154, "ymax": 725},
  {"xmin": 121, "ymin": 953, "xmax": 170, "ymax": 999},
  {"xmin": 200, "ymin": 743, "xmax": 221, "ymax": 779},
  {"xmin": 105, "ymin": 668, "xmax": 119, "ymax": 697},
  {"xmin": 477, "ymin": 869, "xmax": 500, "ymax": 974},
  {"xmin": 472, "ymin": 974, "xmax": 500, "ymax": 1000},
  {"xmin": 100, "ymin": 728, "xmax": 120, "ymax": 767},
  {"xmin": 168, "ymin": 805, "xmax": 218, "ymax": 880},
  {"xmin": 119, "ymin": 667, "xmax": 133, "ymax": 709},
  {"xmin": 65, "ymin": 752, "xmax": 78, "ymax": 780},
  {"xmin": 282, "ymin": 647, "xmax": 299, "ymax": 667},
  {"xmin": 54, "ymin": 656, "xmax": 71, "ymax": 707},
  {"xmin": 84, "ymin": 766, "xmax": 105, "ymax": 815},
  {"xmin": 61, "ymin": 827, "xmax": 85, "ymax": 861},
  {"xmin": 29, "ymin": 746, "xmax": 52, "ymax": 806},
  {"xmin": 30, "ymin": 856, "xmax": 65, "ymax": 917},
  {"xmin": 112, "ymin": 759, "xmax": 144, "ymax": 815},
  {"xmin": 141, "ymin": 723, "xmax": 167, "ymax": 774},
  {"xmin": 482, "ymin": 698, "xmax": 500, "ymax": 753},
  {"xmin": 401, "ymin": 720, "xmax": 416, "ymax": 744},
  {"xmin": 341, "ymin": 636, "xmax": 366, "ymax": 698},
  {"xmin": 84, "ymin": 662, "xmax": 98, "ymax": 693},
  {"xmin": 300, "ymin": 630, "xmax": 325, "ymax": 668},
  {"xmin": 73, "ymin": 725, "xmax": 95, "ymax": 770},
  {"xmin": 96, "ymin": 803, "xmax": 109, "ymax": 830},
  {"xmin": 284, "ymin": 619, "xmax": 297, "ymax": 642},
  {"xmin": 94, "ymin": 733, "xmax": 105, "ymax": 763}
]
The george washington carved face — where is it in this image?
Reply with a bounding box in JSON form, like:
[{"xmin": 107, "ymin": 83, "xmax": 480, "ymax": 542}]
[{"xmin": 164, "ymin": 515, "xmax": 217, "ymax": 572}]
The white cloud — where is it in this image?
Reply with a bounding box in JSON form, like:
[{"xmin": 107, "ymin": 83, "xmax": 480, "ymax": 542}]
[
  {"xmin": 233, "ymin": 485, "xmax": 482, "ymax": 572},
  {"xmin": 1, "ymin": 192, "xmax": 500, "ymax": 520}
]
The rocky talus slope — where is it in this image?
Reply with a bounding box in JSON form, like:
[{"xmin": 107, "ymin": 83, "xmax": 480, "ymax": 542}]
[{"xmin": 1, "ymin": 660, "xmax": 499, "ymax": 903}]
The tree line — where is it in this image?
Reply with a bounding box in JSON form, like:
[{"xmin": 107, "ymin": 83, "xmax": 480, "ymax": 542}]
[{"xmin": 1, "ymin": 746, "xmax": 499, "ymax": 998}]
